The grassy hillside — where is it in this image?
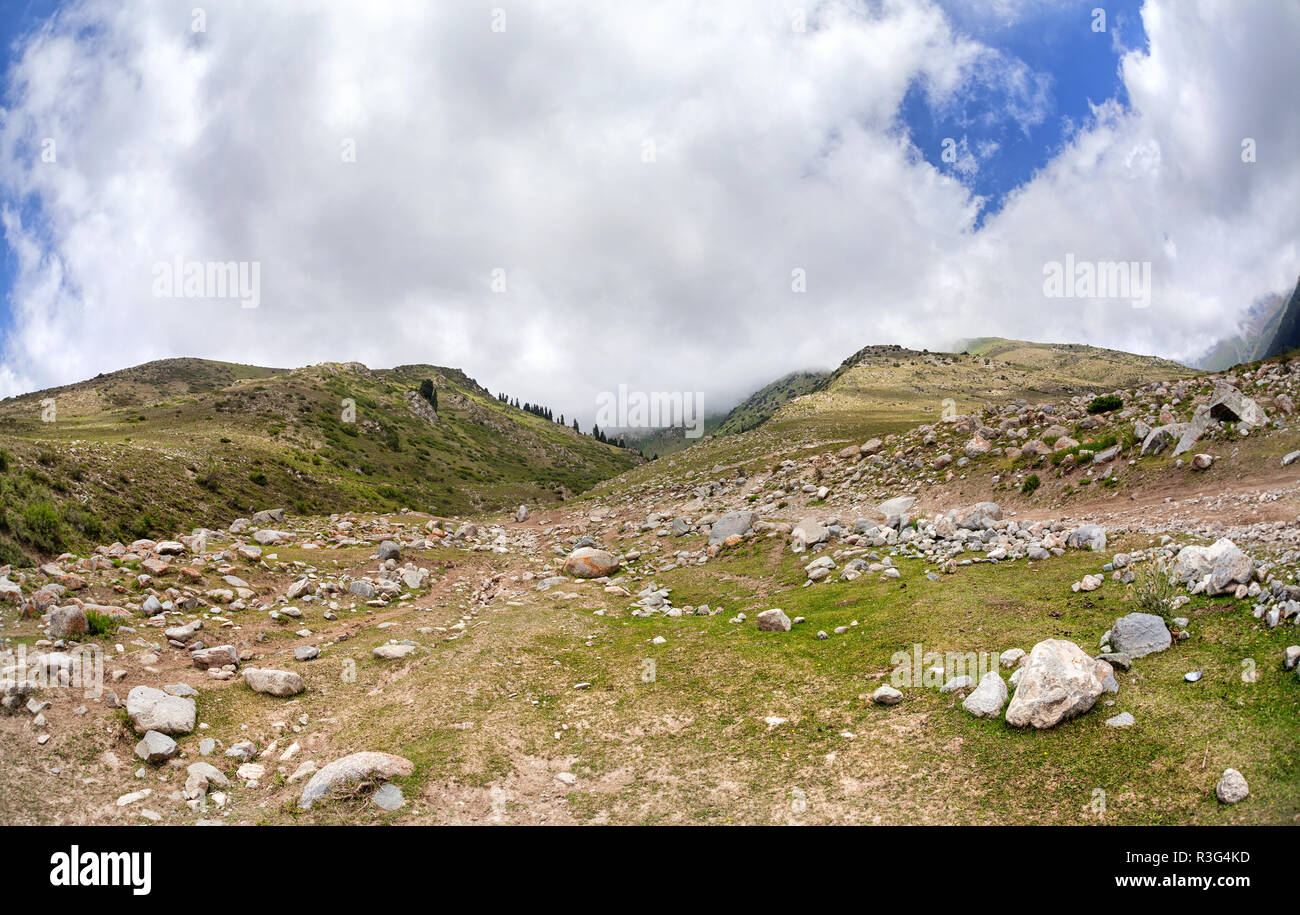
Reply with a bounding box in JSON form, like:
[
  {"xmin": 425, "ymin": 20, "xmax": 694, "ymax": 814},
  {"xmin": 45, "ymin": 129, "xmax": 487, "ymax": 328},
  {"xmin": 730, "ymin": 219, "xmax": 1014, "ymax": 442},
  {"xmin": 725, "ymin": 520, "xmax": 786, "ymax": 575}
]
[
  {"xmin": 0, "ymin": 358, "xmax": 638, "ymax": 564},
  {"xmin": 598, "ymin": 339, "xmax": 1197, "ymax": 492}
]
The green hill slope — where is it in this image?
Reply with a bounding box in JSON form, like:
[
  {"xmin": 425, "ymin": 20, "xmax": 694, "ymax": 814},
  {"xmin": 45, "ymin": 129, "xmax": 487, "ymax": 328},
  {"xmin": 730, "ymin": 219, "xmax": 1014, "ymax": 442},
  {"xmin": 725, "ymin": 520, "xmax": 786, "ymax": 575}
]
[{"xmin": 0, "ymin": 358, "xmax": 638, "ymax": 563}]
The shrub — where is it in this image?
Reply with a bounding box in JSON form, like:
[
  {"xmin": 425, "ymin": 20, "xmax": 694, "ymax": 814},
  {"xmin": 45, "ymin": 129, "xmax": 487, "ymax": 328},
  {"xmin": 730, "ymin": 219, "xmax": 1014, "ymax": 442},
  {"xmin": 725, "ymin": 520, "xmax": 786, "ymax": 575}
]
[
  {"xmin": 17, "ymin": 499, "xmax": 65, "ymax": 554},
  {"xmin": 1131, "ymin": 564, "xmax": 1176, "ymax": 618},
  {"xmin": 1020, "ymin": 474, "xmax": 1040, "ymax": 495},
  {"xmin": 1087, "ymin": 394, "xmax": 1123, "ymax": 414},
  {"xmin": 84, "ymin": 608, "xmax": 117, "ymax": 637},
  {"xmin": 248, "ymin": 471, "xmax": 268, "ymax": 486}
]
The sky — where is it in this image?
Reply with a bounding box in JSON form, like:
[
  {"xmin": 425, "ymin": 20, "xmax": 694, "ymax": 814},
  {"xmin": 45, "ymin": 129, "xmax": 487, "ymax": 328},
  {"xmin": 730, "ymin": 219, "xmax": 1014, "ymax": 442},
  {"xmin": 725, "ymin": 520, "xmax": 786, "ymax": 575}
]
[{"xmin": 0, "ymin": 0, "xmax": 1297, "ymax": 427}]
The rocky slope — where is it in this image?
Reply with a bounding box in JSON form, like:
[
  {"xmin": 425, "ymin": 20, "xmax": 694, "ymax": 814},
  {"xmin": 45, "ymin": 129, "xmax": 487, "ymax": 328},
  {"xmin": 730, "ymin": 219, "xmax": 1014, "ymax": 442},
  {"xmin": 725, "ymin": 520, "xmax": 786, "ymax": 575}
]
[{"xmin": 1, "ymin": 344, "xmax": 1298, "ymax": 824}]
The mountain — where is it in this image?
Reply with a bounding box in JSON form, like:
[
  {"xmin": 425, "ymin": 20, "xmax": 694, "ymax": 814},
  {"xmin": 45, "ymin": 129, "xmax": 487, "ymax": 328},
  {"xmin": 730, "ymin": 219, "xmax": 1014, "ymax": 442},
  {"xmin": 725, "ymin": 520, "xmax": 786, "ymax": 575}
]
[
  {"xmin": 713, "ymin": 370, "xmax": 831, "ymax": 436},
  {"xmin": 615, "ymin": 369, "xmax": 832, "ymax": 458},
  {"xmin": 1196, "ymin": 276, "xmax": 1300, "ymax": 371},
  {"xmin": 0, "ymin": 358, "xmax": 638, "ymax": 564}
]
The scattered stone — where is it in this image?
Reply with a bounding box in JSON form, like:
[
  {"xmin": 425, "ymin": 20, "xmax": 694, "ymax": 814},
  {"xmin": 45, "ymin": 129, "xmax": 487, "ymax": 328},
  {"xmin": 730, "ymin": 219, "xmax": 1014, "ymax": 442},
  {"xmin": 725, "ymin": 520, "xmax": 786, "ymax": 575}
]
[
  {"xmin": 298, "ymin": 751, "xmax": 415, "ymax": 810},
  {"xmin": 1215, "ymin": 768, "xmax": 1249, "ymax": 804},
  {"xmin": 371, "ymin": 782, "xmax": 406, "ymax": 811},
  {"xmin": 562, "ymin": 547, "xmax": 619, "ymax": 579},
  {"xmin": 756, "ymin": 609, "xmax": 792, "ymax": 632},
  {"xmin": 243, "ymin": 668, "xmax": 306, "ymax": 697},
  {"xmin": 961, "ymin": 671, "xmax": 1008, "ymax": 719},
  {"xmin": 134, "ymin": 730, "xmax": 179, "ymax": 764},
  {"xmin": 1110, "ymin": 612, "xmax": 1171, "ymax": 659},
  {"xmin": 125, "ymin": 686, "xmax": 196, "ymax": 735},
  {"xmin": 871, "ymin": 684, "xmax": 903, "ymax": 706}
]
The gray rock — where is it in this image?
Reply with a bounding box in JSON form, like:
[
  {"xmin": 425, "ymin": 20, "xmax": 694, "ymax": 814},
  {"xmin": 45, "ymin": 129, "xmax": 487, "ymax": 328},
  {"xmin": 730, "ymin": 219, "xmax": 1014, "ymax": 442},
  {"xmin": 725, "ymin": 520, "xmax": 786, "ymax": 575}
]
[
  {"xmin": 192, "ymin": 645, "xmax": 239, "ymax": 670},
  {"xmin": 349, "ymin": 580, "xmax": 376, "ymax": 599},
  {"xmin": 1004, "ymin": 639, "xmax": 1113, "ymax": 729},
  {"xmin": 871, "ymin": 684, "xmax": 903, "ymax": 705},
  {"xmin": 1066, "ymin": 524, "xmax": 1107, "ymax": 551},
  {"xmin": 224, "ymin": 741, "xmax": 256, "ymax": 760},
  {"xmin": 134, "ymin": 730, "xmax": 179, "ymax": 763},
  {"xmin": 877, "ymin": 496, "xmax": 916, "ymax": 521},
  {"xmin": 1215, "ymin": 768, "xmax": 1249, "ymax": 804},
  {"xmin": 251, "ymin": 508, "xmax": 285, "ymax": 525},
  {"xmin": 708, "ymin": 511, "xmax": 757, "ymax": 546},
  {"xmin": 1096, "ymin": 652, "xmax": 1132, "ymax": 671},
  {"xmin": 940, "ymin": 675, "xmax": 975, "ymax": 694},
  {"xmin": 125, "ymin": 685, "xmax": 196, "ymax": 735},
  {"xmin": 377, "ymin": 540, "xmax": 402, "ymax": 561},
  {"xmin": 755, "ymin": 609, "xmax": 792, "ymax": 632},
  {"xmin": 791, "ymin": 518, "xmax": 829, "ymax": 548},
  {"xmin": 1140, "ymin": 425, "xmax": 1179, "ymax": 456},
  {"xmin": 294, "ymin": 646, "xmax": 320, "ymax": 662},
  {"xmin": 1209, "ymin": 383, "xmax": 1268, "ymax": 426},
  {"xmin": 242, "ymin": 668, "xmax": 305, "ymax": 697},
  {"xmin": 184, "ymin": 761, "xmax": 230, "ymax": 797},
  {"xmin": 298, "ymin": 751, "xmax": 415, "ymax": 810},
  {"xmin": 961, "ymin": 671, "xmax": 1007, "ymax": 718},
  {"xmin": 1172, "ymin": 405, "xmax": 1211, "ymax": 457},
  {"xmin": 373, "ymin": 644, "xmax": 417, "ymax": 660},
  {"xmin": 1110, "ymin": 613, "xmax": 1171, "ymax": 659},
  {"xmin": 372, "ymin": 782, "xmax": 405, "ymax": 811},
  {"xmin": 1173, "ymin": 538, "xmax": 1252, "ymax": 594},
  {"xmin": 1105, "ymin": 712, "xmax": 1135, "ymax": 727}
]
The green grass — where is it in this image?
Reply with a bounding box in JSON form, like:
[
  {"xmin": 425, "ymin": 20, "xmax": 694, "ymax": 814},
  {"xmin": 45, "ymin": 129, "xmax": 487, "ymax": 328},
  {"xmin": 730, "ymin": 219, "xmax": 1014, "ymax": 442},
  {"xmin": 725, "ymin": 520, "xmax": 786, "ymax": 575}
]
[
  {"xmin": 0, "ymin": 359, "xmax": 640, "ymax": 563},
  {"xmin": 268, "ymin": 534, "xmax": 1300, "ymax": 824}
]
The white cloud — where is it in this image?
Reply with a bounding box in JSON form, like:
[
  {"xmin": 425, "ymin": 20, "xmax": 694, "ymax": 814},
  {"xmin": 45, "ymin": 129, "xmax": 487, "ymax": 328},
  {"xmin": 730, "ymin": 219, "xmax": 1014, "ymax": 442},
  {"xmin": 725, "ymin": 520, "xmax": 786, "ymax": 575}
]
[{"xmin": 0, "ymin": 0, "xmax": 1297, "ymax": 426}]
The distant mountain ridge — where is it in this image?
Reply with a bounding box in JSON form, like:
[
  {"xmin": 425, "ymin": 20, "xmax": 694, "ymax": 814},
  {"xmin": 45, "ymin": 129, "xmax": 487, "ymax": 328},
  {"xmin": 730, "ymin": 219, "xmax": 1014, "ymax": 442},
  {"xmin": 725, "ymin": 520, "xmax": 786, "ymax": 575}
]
[{"xmin": 1196, "ymin": 276, "xmax": 1300, "ymax": 371}]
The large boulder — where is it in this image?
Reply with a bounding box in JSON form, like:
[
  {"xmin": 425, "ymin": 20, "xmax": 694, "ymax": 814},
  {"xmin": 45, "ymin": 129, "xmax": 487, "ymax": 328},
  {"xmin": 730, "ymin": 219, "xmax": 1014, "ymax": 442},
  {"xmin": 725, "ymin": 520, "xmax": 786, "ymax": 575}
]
[
  {"xmin": 377, "ymin": 540, "xmax": 402, "ymax": 561},
  {"xmin": 46, "ymin": 605, "xmax": 87, "ymax": 639},
  {"xmin": 876, "ymin": 496, "xmax": 916, "ymax": 525},
  {"xmin": 1140, "ymin": 424, "xmax": 1179, "ymax": 456},
  {"xmin": 243, "ymin": 668, "xmax": 306, "ymax": 697},
  {"xmin": 1066, "ymin": 524, "xmax": 1107, "ymax": 552},
  {"xmin": 1110, "ymin": 612, "xmax": 1171, "ymax": 659},
  {"xmin": 1209, "ymin": 383, "xmax": 1268, "ymax": 427},
  {"xmin": 562, "ymin": 547, "xmax": 619, "ymax": 579},
  {"xmin": 756, "ymin": 609, "xmax": 792, "ymax": 632},
  {"xmin": 1004, "ymin": 639, "xmax": 1113, "ymax": 729},
  {"xmin": 298, "ymin": 751, "xmax": 415, "ymax": 810},
  {"xmin": 125, "ymin": 685, "xmax": 196, "ymax": 735},
  {"xmin": 955, "ymin": 502, "xmax": 1002, "ymax": 530},
  {"xmin": 791, "ymin": 518, "xmax": 828, "ymax": 549},
  {"xmin": 1172, "ymin": 406, "xmax": 1212, "ymax": 457},
  {"xmin": 251, "ymin": 508, "xmax": 285, "ymax": 525},
  {"xmin": 708, "ymin": 510, "xmax": 756, "ymax": 546},
  {"xmin": 1173, "ymin": 538, "xmax": 1253, "ymax": 594}
]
